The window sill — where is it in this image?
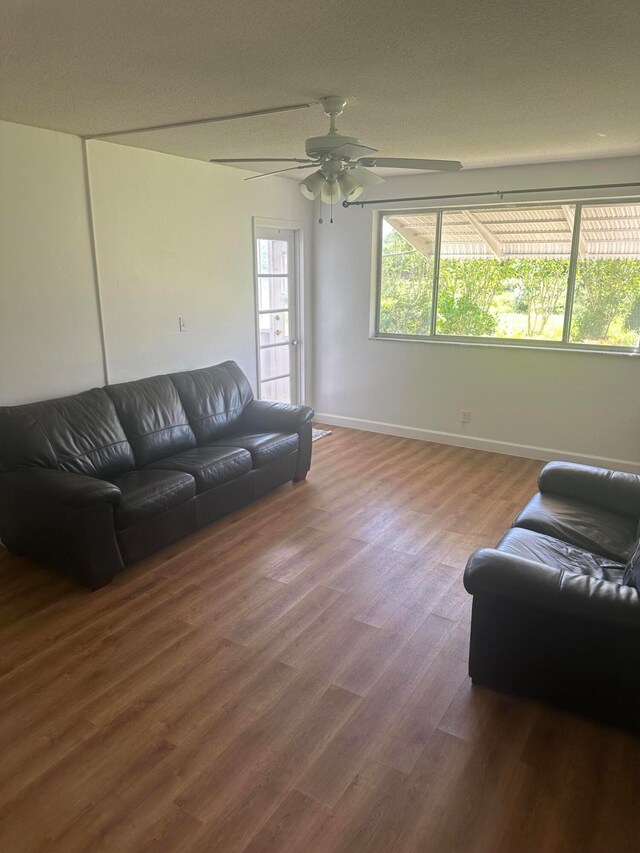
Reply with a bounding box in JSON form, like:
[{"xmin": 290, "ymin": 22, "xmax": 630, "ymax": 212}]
[{"xmin": 370, "ymin": 334, "xmax": 640, "ymax": 357}]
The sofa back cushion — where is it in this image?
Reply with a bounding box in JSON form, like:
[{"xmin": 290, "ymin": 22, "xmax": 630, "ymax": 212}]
[
  {"xmin": 105, "ymin": 375, "xmax": 196, "ymax": 467},
  {"xmin": 170, "ymin": 361, "xmax": 254, "ymax": 444},
  {"xmin": 0, "ymin": 389, "xmax": 135, "ymax": 478},
  {"xmin": 0, "ymin": 406, "xmax": 58, "ymax": 472}
]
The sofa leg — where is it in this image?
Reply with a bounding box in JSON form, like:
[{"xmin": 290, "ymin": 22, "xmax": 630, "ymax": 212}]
[
  {"xmin": 82, "ymin": 575, "xmax": 113, "ymax": 592},
  {"xmin": 83, "ymin": 570, "xmax": 116, "ymax": 591},
  {"xmin": 293, "ymin": 473, "xmax": 307, "ymax": 482}
]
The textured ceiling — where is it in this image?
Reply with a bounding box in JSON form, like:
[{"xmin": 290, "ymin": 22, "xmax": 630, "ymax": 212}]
[{"xmin": 2, "ymin": 0, "xmax": 639, "ymax": 175}]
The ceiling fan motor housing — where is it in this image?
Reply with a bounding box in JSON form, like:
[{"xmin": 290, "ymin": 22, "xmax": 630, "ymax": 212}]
[
  {"xmin": 318, "ymin": 159, "xmax": 345, "ymax": 182},
  {"xmin": 304, "ymin": 133, "xmax": 362, "ymax": 161}
]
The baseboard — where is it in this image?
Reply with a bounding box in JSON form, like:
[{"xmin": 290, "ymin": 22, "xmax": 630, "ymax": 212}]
[{"xmin": 314, "ymin": 412, "xmax": 640, "ymax": 474}]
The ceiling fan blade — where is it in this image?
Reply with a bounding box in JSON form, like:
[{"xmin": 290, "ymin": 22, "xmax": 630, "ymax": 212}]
[
  {"xmin": 330, "ymin": 142, "xmax": 379, "ymax": 160},
  {"xmin": 244, "ymin": 165, "xmax": 313, "ymax": 181},
  {"xmin": 358, "ymin": 157, "xmax": 463, "ymax": 171},
  {"xmin": 210, "ymin": 157, "xmax": 314, "ymax": 163},
  {"xmin": 350, "ymin": 166, "xmax": 386, "ymax": 186}
]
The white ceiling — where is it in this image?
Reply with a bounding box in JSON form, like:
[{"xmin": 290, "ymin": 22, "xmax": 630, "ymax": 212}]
[{"xmin": 2, "ymin": 0, "xmax": 639, "ymax": 176}]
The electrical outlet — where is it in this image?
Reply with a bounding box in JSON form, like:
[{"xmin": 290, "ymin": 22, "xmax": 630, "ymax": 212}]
[
  {"xmin": 178, "ymin": 316, "xmax": 187, "ymax": 332},
  {"xmin": 461, "ymin": 409, "xmax": 471, "ymax": 424}
]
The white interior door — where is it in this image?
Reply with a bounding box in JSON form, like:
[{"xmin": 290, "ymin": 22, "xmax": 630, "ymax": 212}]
[{"xmin": 254, "ymin": 226, "xmax": 300, "ymax": 404}]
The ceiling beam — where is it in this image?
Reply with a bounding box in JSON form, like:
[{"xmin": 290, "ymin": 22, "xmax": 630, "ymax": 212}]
[
  {"xmin": 463, "ymin": 211, "xmax": 503, "ymax": 257},
  {"xmin": 83, "ymin": 102, "xmax": 315, "ymax": 140}
]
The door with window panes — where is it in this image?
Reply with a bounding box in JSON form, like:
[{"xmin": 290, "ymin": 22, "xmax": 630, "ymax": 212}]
[{"xmin": 254, "ymin": 227, "xmax": 300, "ymax": 404}]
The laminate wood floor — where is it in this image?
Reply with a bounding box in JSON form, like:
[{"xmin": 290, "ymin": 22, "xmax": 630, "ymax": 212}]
[{"xmin": 1, "ymin": 426, "xmax": 639, "ymax": 852}]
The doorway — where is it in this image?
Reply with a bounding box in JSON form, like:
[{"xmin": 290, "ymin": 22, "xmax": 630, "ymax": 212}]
[{"xmin": 253, "ymin": 225, "xmax": 302, "ymax": 404}]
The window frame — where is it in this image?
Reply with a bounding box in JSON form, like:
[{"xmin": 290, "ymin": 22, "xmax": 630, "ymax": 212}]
[{"xmin": 373, "ymin": 197, "xmax": 640, "ymax": 355}]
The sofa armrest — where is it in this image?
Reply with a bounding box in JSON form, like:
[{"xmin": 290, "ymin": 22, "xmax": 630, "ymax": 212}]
[
  {"xmin": 240, "ymin": 400, "xmax": 315, "ymax": 482},
  {"xmin": 2, "ymin": 468, "xmax": 122, "ymax": 507},
  {"xmin": 539, "ymin": 461, "xmax": 640, "ymax": 519},
  {"xmin": 0, "ymin": 469, "xmax": 124, "ymax": 589},
  {"xmin": 240, "ymin": 399, "xmax": 314, "ymax": 433},
  {"xmin": 464, "ymin": 547, "xmax": 640, "ymax": 629}
]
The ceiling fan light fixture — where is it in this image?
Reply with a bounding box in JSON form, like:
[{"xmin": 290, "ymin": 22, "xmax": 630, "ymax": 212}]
[
  {"xmin": 320, "ymin": 179, "xmax": 342, "ymax": 205},
  {"xmin": 299, "ymin": 170, "xmax": 325, "ymax": 200},
  {"xmin": 350, "ymin": 166, "xmax": 386, "ymax": 187},
  {"xmin": 338, "ymin": 172, "xmax": 364, "ymax": 202}
]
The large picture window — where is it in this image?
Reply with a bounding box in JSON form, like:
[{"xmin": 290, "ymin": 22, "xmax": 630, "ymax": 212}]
[{"xmin": 377, "ymin": 201, "xmax": 640, "ymax": 351}]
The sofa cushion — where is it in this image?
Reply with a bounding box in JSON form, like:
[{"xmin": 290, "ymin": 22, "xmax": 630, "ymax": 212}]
[
  {"xmin": 623, "ymin": 540, "xmax": 640, "ymax": 589},
  {"xmin": 110, "ymin": 469, "xmax": 195, "ymax": 530},
  {"xmin": 7, "ymin": 389, "xmax": 135, "ymax": 479},
  {"xmin": 169, "ymin": 361, "xmax": 253, "ymax": 444},
  {"xmin": 0, "ymin": 406, "xmax": 58, "ymax": 472},
  {"xmin": 497, "ymin": 527, "xmax": 627, "ymax": 584},
  {"xmin": 105, "ymin": 374, "xmax": 196, "ymax": 467},
  {"xmin": 146, "ymin": 446, "xmax": 252, "ymax": 493},
  {"xmin": 513, "ymin": 492, "xmax": 637, "ymax": 563},
  {"xmin": 211, "ymin": 432, "xmax": 298, "ymax": 468}
]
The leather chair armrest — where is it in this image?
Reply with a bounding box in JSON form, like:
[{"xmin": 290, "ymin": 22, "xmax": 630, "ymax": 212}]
[
  {"xmin": 240, "ymin": 399, "xmax": 314, "ymax": 433},
  {"xmin": 464, "ymin": 547, "xmax": 640, "ymax": 629},
  {"xmin": 538, "ymin": 461, "xmax": 640, "ymax": 519},
  {"xmin": 2, "ymin": 468, "xmax": 122, "ymax": 507}
]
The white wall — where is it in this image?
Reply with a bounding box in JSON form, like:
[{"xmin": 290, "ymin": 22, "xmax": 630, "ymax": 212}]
[
  {"xmin": 0, "ymin": 120, "xmax": 313, "ymax": 406},
  {"xmin": 0, "ymin": 121, "xmax": 105, "ymax": 403},
  {"xmin": 2, "ymin": 117, "xmax": 638, "ymax": 470},
  {"xmin": 313, "ymin": 156, "xmax": 640, "ymax": 471},
  {"xmin": 86, "ymin": 141, "xmax": 313, "ymax": 393}
]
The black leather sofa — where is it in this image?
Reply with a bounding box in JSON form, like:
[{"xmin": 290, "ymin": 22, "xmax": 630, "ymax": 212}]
[
  {"xmin": 464, "ymin": 461, "xmax": 640, "ymax": 732},
  {"xmin": 0, "ymin": 361, "xmax": 314, "ymax": 589}
]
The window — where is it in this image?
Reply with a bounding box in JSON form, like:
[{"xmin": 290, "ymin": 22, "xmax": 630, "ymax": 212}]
[
  {"xmin": 379, "ymin": 214, "xmax": 436, "ymax": 336},
  {"xmin": 377, "ymin": 201, "xmax": 640, "ymax": 351}
]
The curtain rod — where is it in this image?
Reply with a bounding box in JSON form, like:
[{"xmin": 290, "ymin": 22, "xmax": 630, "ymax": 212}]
[{"xmin": 342, "ymin": 180, "xmax": 640, "ymax": 208}]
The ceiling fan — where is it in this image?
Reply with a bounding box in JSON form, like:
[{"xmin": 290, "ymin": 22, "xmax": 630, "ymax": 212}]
[{"xmin": 210, "ymin": 96, "xmax": 463, "ymax": 204}]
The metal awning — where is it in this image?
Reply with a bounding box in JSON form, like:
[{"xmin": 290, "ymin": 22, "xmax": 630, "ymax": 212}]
[{"xmin": 386, "ymin": 203, "xmax": 640, "ymax": 260}]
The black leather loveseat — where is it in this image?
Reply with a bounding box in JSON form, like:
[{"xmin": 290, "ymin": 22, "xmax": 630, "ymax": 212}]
[
  {"xmin": 0, "ymin": 361, "xmax": 313, "ymax": 589},
  {"xmin": 464, "ymin": 461, "xmax": 640, "ymax": 732}
]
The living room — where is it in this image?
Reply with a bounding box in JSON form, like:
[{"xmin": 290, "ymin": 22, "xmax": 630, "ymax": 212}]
[{"xmin": 1, "ymin": 1, "xmax": 640, "ymax": 850}]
